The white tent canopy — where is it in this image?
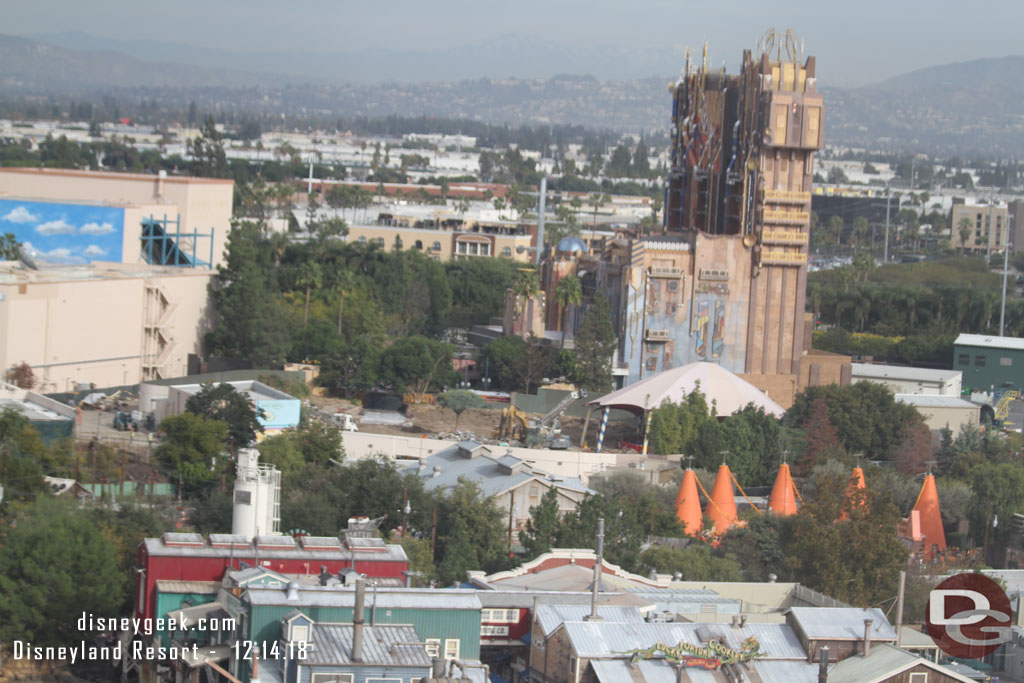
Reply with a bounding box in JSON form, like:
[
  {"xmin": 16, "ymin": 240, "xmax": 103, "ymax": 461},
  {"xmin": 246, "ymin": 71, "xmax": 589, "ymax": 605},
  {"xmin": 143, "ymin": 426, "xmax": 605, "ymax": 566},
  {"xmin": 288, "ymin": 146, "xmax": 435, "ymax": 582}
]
[{"xmin": 588, "ymin": 361, "xmax": 785, "ymax": 417}]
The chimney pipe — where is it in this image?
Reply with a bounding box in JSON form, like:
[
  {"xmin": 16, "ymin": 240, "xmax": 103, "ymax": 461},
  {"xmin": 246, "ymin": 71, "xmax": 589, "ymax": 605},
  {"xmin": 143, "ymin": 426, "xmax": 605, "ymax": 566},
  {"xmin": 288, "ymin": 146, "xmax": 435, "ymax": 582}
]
[
  {"xmin": 863, "ymin": 619, "xmax": 873, "ymax": 658},
  {"xmin": 740, "ymin": 615, "xmax": 747, "ymax": 628},
  {"xmin": 586, "ymin": 518, "xmax": 605, "ymax": 621},
  {"xmin": 319, "ymin": 565, "xmax": 330, "ymax": 586},
  {"xmin": 817, "ymin": 646, "xmax": 829, "ymax": 683},
  {"xmin": 353, "ymin": 577, "xmax": 366, "ymax": 663}
]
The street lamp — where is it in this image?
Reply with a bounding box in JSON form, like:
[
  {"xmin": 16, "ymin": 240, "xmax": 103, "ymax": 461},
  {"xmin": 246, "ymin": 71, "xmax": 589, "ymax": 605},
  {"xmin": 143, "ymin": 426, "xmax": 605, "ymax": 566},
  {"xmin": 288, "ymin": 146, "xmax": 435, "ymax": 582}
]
[{"xmin": 401, "ymin": 486, "xmax": 411, "ymax": 539}]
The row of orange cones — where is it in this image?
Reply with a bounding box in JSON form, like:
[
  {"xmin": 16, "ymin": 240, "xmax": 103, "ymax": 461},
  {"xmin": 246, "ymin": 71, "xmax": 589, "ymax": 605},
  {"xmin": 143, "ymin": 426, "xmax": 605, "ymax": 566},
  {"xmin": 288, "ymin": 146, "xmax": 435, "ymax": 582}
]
[{"xmin": 674, "ymin": 463, "xmax": 947, "ymax": 559}]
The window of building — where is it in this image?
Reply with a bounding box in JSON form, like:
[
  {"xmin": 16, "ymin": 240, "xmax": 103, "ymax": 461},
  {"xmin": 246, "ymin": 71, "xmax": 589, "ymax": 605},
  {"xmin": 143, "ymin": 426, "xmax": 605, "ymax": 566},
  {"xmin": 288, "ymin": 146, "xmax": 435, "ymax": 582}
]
[
  {"xmin": 376, "ymin": 238, "xmax": 385, "ymax": 247},
  {"xmin": 311, "ymin": 675, "xmax": 354, "ymax": 683},
  {"xmin": 425, "ymin": 639, "xmax": 441, "ymax": 658},
  {"xmin": 469, "ymin": 242, "xmax": 479, "ymax": 255},
  {"xmin": 433, "ymin": 241, "xmax": 442, "ymax": 251},
  {"xmin": 458, "ymin": 242, "xmax": 468, "ymax": 254},
  {"xmin": 415, "ymin": 240, "xmax": 423, "ymax": 249},
  {"xmin": 958, "ymin": 354, "xmax": 970, "ymax": 366},
  {"xmin": 1001, "ymin": 357, "xmax": 1013, "ymax": 367},
  {"xmin": 570, "ymin": 657, "xmax": 579, "ymax": 676},
  {"xmin": 481, "ymin": 243, "xmax": 490, "ymax": 256},
  {"xmin": 291, "ymin": 625, "xmax": 309, "ymax": 642},
  {"xmin": 976, "ymin": 355, "xmax": 987, "ymax": 367},
  {"xmin": 502, "ymin": 247, "xmax": 512, "ymax": 257},
  {"xmin": 359, "ymin": 236, "xmax": 367, "ymax": 244},
  {"xmin": 907, "ymin": 674, "xmax": 927, "ymax": 683},
  {"xmin": 444, "ymin": 639, "xmax": 460, "ymax": 660}
]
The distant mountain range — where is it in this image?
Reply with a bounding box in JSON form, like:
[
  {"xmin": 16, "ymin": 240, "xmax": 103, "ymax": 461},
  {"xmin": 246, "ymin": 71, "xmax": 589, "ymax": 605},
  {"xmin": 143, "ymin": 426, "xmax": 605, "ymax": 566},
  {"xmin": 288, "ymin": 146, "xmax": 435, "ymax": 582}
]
[{"xmin": 2, "ymin": 33, "xmax": 1023, "ymax": 156}]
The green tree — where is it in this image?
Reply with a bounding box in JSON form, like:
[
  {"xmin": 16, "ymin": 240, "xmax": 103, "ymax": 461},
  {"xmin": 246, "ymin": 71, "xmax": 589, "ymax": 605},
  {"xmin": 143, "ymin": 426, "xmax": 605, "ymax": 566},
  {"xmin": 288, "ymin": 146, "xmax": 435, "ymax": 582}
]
[
  {"xmin": 957, "ymin": 216, "xmax": 973, "ymax": 255},
  {"xmin": 187, "ymin": 115, "xmax": 228, "ymax": 178},
  {"xmin": 512, "ymin": 270, "xmax": 540, "ymax": 320},
  {"xmin": 378, "ymin": 336, "xmax": 456, "ymax": 399},
  {"xmin": 574, "ymin": 292, "xmax": 617, "ymax": 392},
  {"xmin": 520, "ymin": 487, "xmax": 561, "ymax": 559},
  {"xmin": 434, "ymin": 480, "xmax": 508, "ymax": 581},
  {"xmin": 436, "ymin": 390, "xmax": 486, "ymax": 430},
  {"xmin": 555, "ymin": 274, "xmax": 582, "ymax": 348},
  {"xmin": 637, "ymin": 544, "xmax": 742, "ymax": 582},
  {"xmin": 185, "ymin": 382, "xmax": 265, "ymax": 452},
  {"xmin": 205, "ymin": 221, "xmax": 291, "ymax": 366},
  {"xmin": 478, "ymin": 336, "xmax": 528, "ymax": 390},
  {"xmin": 155, "ymin": 413, "xmax": 229, "ymax": 488},
  {"xmin": 968, "ymin": 462, "xmax": 1024, "ymax": 554},
  {"xmin": 0, "ymin": 232, "xmax": 20, "ymax": 260},
  {"xmin": 0, "ymin": 497, "xmax": 123, "ymax": 646},
  {"xmin": 827, "ymin": 166, "xmax": 848, "ymax": 184},
  {"xmin": 784, "ymin": 472, "xmax": 907, "ymax": 606},
  {"xmin": 828, "ymin": 215, "xmax": 845, "ymax": 247}
]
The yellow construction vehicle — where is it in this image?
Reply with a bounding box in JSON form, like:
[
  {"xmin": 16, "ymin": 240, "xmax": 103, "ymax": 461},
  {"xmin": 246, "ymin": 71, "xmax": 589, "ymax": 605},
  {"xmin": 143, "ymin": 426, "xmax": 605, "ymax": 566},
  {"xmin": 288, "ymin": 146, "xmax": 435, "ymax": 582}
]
[{"xmin": 497, "ymin": 405, "xmax": 529, "ymax": 441}]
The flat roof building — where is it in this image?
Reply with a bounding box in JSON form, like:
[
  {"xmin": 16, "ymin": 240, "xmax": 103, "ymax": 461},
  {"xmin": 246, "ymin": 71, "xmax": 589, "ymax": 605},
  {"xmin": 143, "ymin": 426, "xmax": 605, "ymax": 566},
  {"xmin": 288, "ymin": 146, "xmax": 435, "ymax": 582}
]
[
  {"xmin": 852, "ymin": 363, "xmax": 962, "ymax": 396},
  {"xmin": 953, "ymin": 333, "xmax": 1024, "ymax": 393}
]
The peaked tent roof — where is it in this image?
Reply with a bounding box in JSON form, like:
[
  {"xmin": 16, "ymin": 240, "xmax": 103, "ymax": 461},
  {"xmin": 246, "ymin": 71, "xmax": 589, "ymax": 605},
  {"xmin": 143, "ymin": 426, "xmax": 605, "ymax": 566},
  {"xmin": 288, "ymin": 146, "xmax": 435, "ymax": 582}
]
[
  {"xmin": 707, "ymin": 464, "xmax": 739, "ymax": 533},
  {"xmin": 913, "ymin": 473, "xmax": 946, "ymax": 560},
  {"xmin": 768, "ymin": 463, "xmax": 798, "ymax": 516},
  {"xmin": 675, "ymin": 469, "xmax": 703, "ymax": 534},
  {"xmin": 587, "ymin": 361, "xmax": 785, "ymax": 417}
]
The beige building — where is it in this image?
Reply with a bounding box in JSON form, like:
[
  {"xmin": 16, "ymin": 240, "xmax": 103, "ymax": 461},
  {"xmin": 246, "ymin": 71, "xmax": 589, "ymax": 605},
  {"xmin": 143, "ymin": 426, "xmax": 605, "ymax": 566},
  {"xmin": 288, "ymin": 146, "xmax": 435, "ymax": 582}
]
[
  {"xmin": 0, "ymin": 261, "xmax": 214, "ymax": 391},
  {"xmin": 0, "ymin": 167, "xmax": 233, "ymax": 268},
  {"xmin": 896, "ymin": 394, "xmax": 980, "ymax": 432},
  {"xmin": 349, "ymin": 210, "xmax": 534, "ymax": 262},
  {"xmin": 951, "ymin": 201, "xmax": 1009, "ymax": 253}
]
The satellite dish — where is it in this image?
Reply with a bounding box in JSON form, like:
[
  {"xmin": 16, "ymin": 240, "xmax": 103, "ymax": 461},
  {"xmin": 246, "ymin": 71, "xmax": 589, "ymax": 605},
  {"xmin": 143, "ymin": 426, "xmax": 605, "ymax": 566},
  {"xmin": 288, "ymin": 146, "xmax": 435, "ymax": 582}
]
[{"xmin": 17, "ymin": 245, "xmax": 38, "ymax": 270}]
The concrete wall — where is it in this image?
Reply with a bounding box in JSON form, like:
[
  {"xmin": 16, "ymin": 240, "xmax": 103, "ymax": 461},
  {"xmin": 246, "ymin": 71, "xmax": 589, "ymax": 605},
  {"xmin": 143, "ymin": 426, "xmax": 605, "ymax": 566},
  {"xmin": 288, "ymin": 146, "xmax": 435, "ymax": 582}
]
[
  {"xmin": 907, "ymin": 403, "xmax": 980, "ymax": 432},
  {"xmin": 340, "ymin": 432, "xmax": 617, "ymax": 484},
  {"xmin": 0, "ymin": 266, "xmax": 214, "ymax": 391}
]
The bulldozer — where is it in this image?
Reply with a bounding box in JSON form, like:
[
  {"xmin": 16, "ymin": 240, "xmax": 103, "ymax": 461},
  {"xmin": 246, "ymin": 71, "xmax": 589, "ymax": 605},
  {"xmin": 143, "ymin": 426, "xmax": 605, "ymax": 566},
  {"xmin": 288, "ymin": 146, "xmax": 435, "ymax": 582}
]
[
  {"xmin": 497, "ymin": 391, "xmax": 579, "ymax": 448},
  {"xmin": 497, "ymin": 404, "xmax": 529, "ymax": 442}
]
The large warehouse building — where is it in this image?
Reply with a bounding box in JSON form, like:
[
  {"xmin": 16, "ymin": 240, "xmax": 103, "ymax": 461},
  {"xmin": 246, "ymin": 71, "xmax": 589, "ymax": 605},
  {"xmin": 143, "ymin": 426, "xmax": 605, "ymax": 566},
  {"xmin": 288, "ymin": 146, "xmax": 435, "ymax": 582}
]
[{"xmin": 0, "ymin": 168, "xmax": 233, "ymax": 390}]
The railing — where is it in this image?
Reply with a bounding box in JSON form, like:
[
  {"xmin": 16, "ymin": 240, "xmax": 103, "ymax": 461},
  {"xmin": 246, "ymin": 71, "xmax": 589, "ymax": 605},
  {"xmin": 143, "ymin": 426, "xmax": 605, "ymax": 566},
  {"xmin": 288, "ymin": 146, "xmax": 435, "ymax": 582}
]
[
  {"xmin": 763, "ymin": 210, "xmax": 810, "ymax": 224},
  {"xmin": 699, "ymin": 268, "xmax": 729, "ymax": 281},
  {"xmin": 649, "ymin": 267, "xmax": 683, "ymax": 278},
  {"xmin": 761, "ymin": 250, "xmax": 807, "ymax": 265},
  {"xmin": 762, "ymin": 230, "xmax": 808, "ymax": 244},
  {"xmin": 763, "ymin": 189, "xmax": 811, "ymax": 204},
  {"xmin": 645, "ymin": 330, "xmax": 671, "ymax": 340}
]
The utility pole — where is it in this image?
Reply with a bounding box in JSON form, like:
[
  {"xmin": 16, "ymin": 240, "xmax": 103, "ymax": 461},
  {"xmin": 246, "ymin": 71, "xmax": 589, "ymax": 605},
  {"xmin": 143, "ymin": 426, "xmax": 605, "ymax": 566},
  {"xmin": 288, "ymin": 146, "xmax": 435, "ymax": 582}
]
[
  {"xmin": 1001, "ymin": 236, "xmax": 1011, "ymax": 336},
  {"xmin": 883, "ymin": 185, "xmax": 891, "ymax": 264},
  {"xmin": 535, "ymin": 176, "xmax": 547, "ymax": 265},
  {"xmin": 987, "ymin": 193, "xmax": 997, "ymax": 265}
]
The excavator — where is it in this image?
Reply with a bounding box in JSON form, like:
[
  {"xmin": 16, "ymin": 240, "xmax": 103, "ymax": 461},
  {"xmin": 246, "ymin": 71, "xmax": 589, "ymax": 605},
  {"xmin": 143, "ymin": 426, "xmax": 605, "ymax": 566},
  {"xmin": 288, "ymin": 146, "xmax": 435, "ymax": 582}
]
[{"xmin": 496, "ymin": 391, "xmax": 580, "ymax": 449}]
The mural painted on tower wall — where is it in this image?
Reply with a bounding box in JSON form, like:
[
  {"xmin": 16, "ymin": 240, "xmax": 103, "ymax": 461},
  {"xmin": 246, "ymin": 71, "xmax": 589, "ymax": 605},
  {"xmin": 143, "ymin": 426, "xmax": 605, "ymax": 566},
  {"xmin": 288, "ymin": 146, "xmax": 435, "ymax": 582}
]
[{"xmin": 0, "ymin": 199, "xmax": 125, "ymax": 264}]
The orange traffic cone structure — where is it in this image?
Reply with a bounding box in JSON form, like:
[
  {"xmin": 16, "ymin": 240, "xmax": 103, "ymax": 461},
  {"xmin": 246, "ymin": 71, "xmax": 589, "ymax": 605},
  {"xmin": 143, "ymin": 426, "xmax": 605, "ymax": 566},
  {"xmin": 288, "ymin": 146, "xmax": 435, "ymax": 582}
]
[
  {"xmin": 840, "ymin": 466, "xmax": 867, "ymax": 520},
  {"xmin": 706, "ymin": 464, "xmax": 739, "ymax": 533},
  {"xmin": 768, "ymin": 463, "xmax": 798, "ymax": 516},
  {"xmin": 913, "ymin": 474, "xmax": 946, "ymax": 560},
  {"xmin": 675, "ymin": 469, "xmax": 703, "ymax": 535}
]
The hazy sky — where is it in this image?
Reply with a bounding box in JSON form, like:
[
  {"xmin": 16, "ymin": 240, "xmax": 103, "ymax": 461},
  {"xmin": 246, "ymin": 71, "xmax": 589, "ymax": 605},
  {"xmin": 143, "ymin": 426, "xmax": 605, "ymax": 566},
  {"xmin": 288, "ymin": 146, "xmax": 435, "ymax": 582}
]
[{"xmin": 6, "ymin": 0, "xmax": 1023, "ymax": 86}]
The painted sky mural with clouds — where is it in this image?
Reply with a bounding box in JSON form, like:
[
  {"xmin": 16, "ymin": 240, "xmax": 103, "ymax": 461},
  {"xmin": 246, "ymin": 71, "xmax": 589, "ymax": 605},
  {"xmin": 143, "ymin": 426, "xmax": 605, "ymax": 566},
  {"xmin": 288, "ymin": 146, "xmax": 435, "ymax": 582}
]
[{"xmin": 0, "ymin": 199, "xmax": 124, "ymax": 264}]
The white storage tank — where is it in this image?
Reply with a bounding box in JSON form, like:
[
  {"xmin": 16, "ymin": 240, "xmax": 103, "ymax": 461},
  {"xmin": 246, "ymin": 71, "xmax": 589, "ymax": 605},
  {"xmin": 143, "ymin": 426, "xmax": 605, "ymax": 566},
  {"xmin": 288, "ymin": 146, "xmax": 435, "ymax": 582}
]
[{"xmin": 231, "ymin": 447, "xmax": 281, "ymax": 537}]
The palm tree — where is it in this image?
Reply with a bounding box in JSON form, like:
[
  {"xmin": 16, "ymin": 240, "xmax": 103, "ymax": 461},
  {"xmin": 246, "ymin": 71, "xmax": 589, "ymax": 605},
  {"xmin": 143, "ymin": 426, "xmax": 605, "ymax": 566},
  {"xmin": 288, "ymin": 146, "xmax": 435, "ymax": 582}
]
[
  {"xmin": 554, "ymin": 274, "xmax": 582, "ymax": 348},
  {"xmin": 334, "ymin": 270, "xmax": 357, "ymax": 337},
  {"xmin": 298, "ymin": 261, "xmax": 322, "ymax": 328},
  {"xmin": 957, "ymin": 217, "xmax": 973, "ymax": 256},
  {"xmin": 512, "ymin": 270, "xmax": 541, "ymax": 320}
]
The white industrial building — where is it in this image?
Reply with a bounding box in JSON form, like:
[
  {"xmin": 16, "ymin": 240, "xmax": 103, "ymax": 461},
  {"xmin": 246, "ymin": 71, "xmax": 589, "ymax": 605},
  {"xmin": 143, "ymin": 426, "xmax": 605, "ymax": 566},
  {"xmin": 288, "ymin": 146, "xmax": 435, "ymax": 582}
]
[
  {"xmin": 852, "ymin": 363, "xmax": 962, "ymax": 396},
  {"xmin": 896, "ymin": 394, "xmax": 980, "ymax": 432}
]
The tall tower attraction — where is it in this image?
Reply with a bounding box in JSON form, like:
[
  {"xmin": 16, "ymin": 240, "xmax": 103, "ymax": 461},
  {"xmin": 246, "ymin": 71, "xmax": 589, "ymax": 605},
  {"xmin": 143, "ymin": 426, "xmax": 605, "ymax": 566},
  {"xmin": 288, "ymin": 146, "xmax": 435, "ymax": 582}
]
[{"xmin": 665, "ymin": 29, "xmax": 823, "ymax": 377}]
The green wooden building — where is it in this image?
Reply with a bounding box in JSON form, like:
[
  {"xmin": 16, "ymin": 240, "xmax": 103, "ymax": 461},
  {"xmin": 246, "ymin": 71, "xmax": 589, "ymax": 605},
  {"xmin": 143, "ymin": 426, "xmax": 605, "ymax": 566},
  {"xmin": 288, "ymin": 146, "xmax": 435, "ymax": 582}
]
[{"xmin": 954, "ymin": 333, "xmax": 1024, "ymax": 393}]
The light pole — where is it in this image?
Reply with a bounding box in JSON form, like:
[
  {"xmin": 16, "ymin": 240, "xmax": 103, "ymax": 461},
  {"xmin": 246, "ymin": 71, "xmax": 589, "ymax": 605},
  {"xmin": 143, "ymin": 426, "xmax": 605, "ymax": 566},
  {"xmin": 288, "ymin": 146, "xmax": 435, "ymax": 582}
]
[
  {"xmin": 1001, "ymin": 237, "xmax": 1011, "ymax": 336},
  {"xmin": 401, "ymin": 486, "xmax": 410, "ymax": 539}
]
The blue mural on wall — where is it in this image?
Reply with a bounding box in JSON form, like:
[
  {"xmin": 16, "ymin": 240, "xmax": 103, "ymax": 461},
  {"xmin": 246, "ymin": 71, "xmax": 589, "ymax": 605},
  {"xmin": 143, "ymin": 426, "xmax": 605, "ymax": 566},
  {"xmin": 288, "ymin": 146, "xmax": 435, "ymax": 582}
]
[{"xmin": 0, "ymin": 199, "xmax": 125, "ymax": 264}]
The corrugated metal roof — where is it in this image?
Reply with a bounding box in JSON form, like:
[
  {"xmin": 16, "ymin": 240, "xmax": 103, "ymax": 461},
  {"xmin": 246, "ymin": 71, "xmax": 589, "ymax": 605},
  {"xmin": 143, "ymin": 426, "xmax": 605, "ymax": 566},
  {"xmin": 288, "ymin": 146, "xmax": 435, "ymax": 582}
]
[
  {"xmin": 155, "ymin": 580, "xmax": 219, "ymax": 595},
  {"xmin": 142, "ymin": 537, "xmax": 407, "ymax": 562},
  {"xmin": 562, "ymin": 621, "xmax": 807, "ymax": 660},
  {"xmin": 750, "ymin": 659, "xmax": 819, "ymax": 683},
  {"xmin": 827, "ymin": 644, "xmax": 975, "ymax": 683},
  {"xmin": 852, "ymin": 363, "xmax": 961, "ymax": 383},
  {"xmin": 245, "ymin": 585, "xmax": 483, "ymax": 610},
  {"xmin": 955, "ymin": 333, "xmax": 1024, "ymax": 351},
  {"xmin": 208, "ymin": 533, "xmax": 251, "ymax": 545},
  {"xmin": 536, "ymin": 604, "xmax": 643, "ymax": 636},
  {"xmin": 788, "ymin": 607, "xmax": 896, "ymax": 640},
  {"xmin": 895, "ymin": 394, "xmax": 979, "ymax": 409},
  {"xmin": 406, "ymin": 443, "xmax": 592, "ymax": 498},
  {"xmin": 305, "ymin": 623, "xmax": 430, "ymax": 667}
]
